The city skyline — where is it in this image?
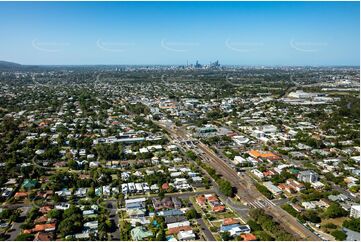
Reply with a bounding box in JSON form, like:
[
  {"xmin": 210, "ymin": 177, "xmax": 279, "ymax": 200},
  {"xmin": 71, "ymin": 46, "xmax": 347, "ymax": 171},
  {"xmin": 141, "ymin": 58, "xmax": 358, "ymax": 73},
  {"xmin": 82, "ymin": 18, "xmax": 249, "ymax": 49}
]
[{"xmin": 0, "ymin": 1, "xmax": 359, "ymax": 66}]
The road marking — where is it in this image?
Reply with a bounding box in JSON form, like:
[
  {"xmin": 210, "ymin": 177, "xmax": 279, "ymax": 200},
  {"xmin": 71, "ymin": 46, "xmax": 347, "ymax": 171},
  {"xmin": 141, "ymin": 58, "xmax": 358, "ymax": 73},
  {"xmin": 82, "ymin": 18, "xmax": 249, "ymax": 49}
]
[
  {"xmin": 249, "ymin": 199, "xmax": 276, "ymax": 208},
  {"xmin": 249, "ymin": 201, "xmax": 264, "ymax": 208},
  {"xmin": 255, "ymin": 200, "xmax": 265, "ymax": 208},
  {"xmin": 250, "ymin": 201, "xmax": 257, "ymax": 208},
  {"xmin": 266, "ymin": 199, "xmax": 276, "ymax": 206}
]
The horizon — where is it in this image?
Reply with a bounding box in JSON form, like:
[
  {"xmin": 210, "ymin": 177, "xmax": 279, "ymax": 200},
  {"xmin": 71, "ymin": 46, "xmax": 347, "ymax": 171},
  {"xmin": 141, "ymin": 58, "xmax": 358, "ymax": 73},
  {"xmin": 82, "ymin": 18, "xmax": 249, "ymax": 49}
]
[
  {"xmin": 0, "ymin": 1, "xmax": 359, "ymax": 66},
  {"xmin": 2, "ymin": 61, "xmax": 360, "ymax": 68},
  {"xmin": 1, "ymin": 59, "xmax": 360, "ymax": 68}
]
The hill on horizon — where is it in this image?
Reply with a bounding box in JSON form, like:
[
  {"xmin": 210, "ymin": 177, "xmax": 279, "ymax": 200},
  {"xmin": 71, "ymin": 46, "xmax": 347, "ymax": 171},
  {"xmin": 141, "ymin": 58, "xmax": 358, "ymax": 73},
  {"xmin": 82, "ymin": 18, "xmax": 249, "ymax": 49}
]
[{"xmin": 0, "ymin": 60, "xmax": 23, "ymax": 71}]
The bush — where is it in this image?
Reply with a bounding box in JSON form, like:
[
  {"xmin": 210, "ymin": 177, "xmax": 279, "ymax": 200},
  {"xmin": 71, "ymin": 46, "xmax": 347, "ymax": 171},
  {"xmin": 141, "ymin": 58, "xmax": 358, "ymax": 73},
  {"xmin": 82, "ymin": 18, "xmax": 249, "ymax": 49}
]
[
  {"xmin": 323, "ymin": 223, "xmax": 337, "ymax": 229},
  {"xmin": 247, "ymin": 219, "xmax": 262, "ymax": 231},
  {"xmin": 185, "ymin": 150, "xmax": 197, "ymax": 160},
  {"xmin": 303, "ymin": 210, "xmax": 321, "ymax": 223},
  {"xmin": 322, "ymin": 203, "xmax": 348, "ymax": 219},
  {"xmin": 342, "ymin": 218, "xmax": 360, "ymax": 232},
  {"xmin": 282, "ymin": 204, "xmax": 304, "ymax": 222},
  {"xmin": 255, "ymin": 183, "xmax": 273, "ymax": 199},
  {"xmin": 15, "ymin": 234, "xmax": 34, "ymax": 241},
  {"xmin": 220, "ymin": 232, "xmax": 232, "ymax": 241},
  {"xmin": 210, "ymin": 226, "xmax": 218, "ymax": 232},
  {"xmin": 331, "ymin": 230, "xmax": 347, "ymax": 241},
  {"xmin": 254, "ymin": 231, "xmax": 274, "ymax": 241},
  {"xmin": 185, "ymin": 209, "xmax": 200, "ymax": 220},
  {"xmin": 349, "ymin": 185, "xmax": 360, "ymax": 193}
]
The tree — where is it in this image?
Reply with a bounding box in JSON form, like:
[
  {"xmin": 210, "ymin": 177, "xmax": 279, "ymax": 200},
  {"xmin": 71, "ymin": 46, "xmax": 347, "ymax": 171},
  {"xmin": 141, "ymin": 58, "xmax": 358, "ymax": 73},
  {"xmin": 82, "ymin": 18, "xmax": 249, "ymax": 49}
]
[
  {"xmin": 349, "ymin": 185, "xmax": 359, "ymax": 193},
  {"xmin": 158, "ymin": 190, "xmax": 166, "ymax": 199},
  {"xmin": 220, "ymin": 232, "xmax": 232, "ymax": 241},
  {"xmin": 322, "ymin": 203, "xmax": 348, "ymax": 219},
  {"xmin": 87, "ymin": 187, "xmax": 95, "ymax": 198},
  {"xmin": 281, "ymin": 204, "xmax": 305, "ymax": 223},
  {"xmin": 255, "ymin": 231, "xmax": 274, "ymax": 241},
  {"xmin": 14, "ymin": 234, "xmax": 34, "ymax": 241},
  {"xmin": 58, "ymin": 217, "xmax": 83, "ymax": 238},
  {"xmin": 262, "ymin": 219, "xmax": 277, "ymax": 232},
  {"xmin": 185, "ymin": 209, "xmax": 200, "ymax": 220},
  {"xmin": 342, "ymin": 218, "xmax": 360, "ymax": 232},
  {"xmin": 249, "ymin": 208, "xmax": 294, "ymax": 240},
  {"xmin": 219, "ymin": 179, "xmax": 234, "ymax": 197},
  {"xmin": 207, "ymin": 110, "xmax": 223, "ymax": 119},
  {"xmin": 9, "ymin": 209, "xmax": 21, "ymax": 222},
  {"xmin": 2, "ymin": 116, "xmax": 19, "ymax": 132},
  {"xmin": 48, "ymin": 209, "xmax": 62, "ymax": 219},
  {"xmin": 20, "ymin": 223, "xmax": 33, "ymax": 230},
  {"xmin": 185, "ymin": 150, "xmax": 197, "ymax": 161},
  {"xmin": 58, "ymin": 206, "xmax": 83, "ymax": 238},
  {"xmin": 119, "ymin": 220, "xmax": 132, "ymax": 240},
  {"xmin": 126, "ymin": 102, "xmax": 150, "ymax": 115},
  {"xmin": 0, "ymin": 209, "xmax": 12, "ymax": 219},
  {"xmin": 255, "ymin": 183, "xmax": 273, "ymax": 199},
  {"xmin": 155, "ymin": 229, "xmax": 166, "ymax": 241},
  {"xmin": 303, "ymin": 210, "xmax": 321, "ymax": 223},
  {"xmin": 271, "ymin": 171, "xmax": 293, "ymax": 185},
  {"xmin": 51, "ymin": 194, "xmax": 61, "ymax": 203},
  {"xmin": 63, "ymin": 205, "xmax": 81, "ymax": 218},
  {"xmin": 247, "ymin": 219, "xmax": 262, "ymax": 231},
  {"xmin": 203, "ymin": 177, "xmax": 211, "ymax": 189},
  {"xmin": 67, "ymin": 159, "xmax": 78, "ymax": 170},
  {"xmin": 331, "ymin": 230, "xmax": 347, "ymax": 241}
]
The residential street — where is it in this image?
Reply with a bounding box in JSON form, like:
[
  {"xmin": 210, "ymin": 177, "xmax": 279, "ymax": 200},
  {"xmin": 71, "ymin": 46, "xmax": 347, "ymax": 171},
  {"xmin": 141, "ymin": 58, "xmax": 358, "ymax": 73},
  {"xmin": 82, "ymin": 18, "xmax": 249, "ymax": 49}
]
[
  {"xmin": 106, "ymin": 200, "xmax": 120, "ymax": 240},
  {"xmin": 7, "ymin": 206, "xmax": 31, "ymax": 240},
  {"xmin": 196, "ymin": 218, "xmax": 215, "ymax": 241}
]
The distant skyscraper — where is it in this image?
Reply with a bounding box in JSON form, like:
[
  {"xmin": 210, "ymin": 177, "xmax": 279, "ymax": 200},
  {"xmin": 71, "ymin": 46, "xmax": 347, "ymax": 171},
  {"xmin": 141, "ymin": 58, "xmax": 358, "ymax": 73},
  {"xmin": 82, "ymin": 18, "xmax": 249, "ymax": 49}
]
[
  {"xmin": 194, "ymin": 60, "xmax": 202, "ymax": 69},
  {"xmin": 209, "ymin": 60, "xmax": 220, "ymax": 68}
]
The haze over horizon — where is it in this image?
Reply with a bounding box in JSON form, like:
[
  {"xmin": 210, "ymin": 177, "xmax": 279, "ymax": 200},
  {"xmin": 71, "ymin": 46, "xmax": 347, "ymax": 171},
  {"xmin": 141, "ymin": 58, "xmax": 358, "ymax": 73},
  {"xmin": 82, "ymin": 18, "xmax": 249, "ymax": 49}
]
[{"xmin": 0, "ymin": 1, "xmax": 359, "ymax": 66}]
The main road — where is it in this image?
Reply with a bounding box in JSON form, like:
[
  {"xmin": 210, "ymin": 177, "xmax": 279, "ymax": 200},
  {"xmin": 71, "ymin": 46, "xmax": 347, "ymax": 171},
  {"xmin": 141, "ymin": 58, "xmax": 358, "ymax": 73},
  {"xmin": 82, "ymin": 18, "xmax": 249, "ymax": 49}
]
[{"xmin": 156, "ymin": 121, "xmax": 320, "ymax": 241}]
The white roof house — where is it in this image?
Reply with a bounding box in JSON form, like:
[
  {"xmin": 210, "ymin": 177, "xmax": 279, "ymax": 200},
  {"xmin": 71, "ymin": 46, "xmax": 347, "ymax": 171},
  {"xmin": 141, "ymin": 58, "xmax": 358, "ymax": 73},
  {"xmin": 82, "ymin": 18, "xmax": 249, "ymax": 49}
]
[
  {"xmin": 233, "ymin": 156, "xmax": 246, "ymax": 165},
  {"xmin": 177, "ymin": 230, "xmax": 196, "ymax": 241},
  {"xmin": 167, "ymin": 221, "xmax": 190, "ymax": 229}
]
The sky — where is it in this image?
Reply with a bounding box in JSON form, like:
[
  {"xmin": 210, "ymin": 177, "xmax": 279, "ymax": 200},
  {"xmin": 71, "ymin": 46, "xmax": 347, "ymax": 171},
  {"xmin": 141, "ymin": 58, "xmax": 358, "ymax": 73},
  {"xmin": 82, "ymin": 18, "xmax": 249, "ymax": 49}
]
[{"xmin": 0, "ymin": 1, "xmax": 359, "ymax": 66}]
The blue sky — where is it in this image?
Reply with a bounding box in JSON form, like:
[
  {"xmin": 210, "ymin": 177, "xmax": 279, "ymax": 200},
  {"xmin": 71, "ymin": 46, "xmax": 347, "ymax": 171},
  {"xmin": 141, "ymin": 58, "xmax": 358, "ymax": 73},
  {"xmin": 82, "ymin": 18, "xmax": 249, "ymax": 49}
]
[{"xmin": 0, "ymin": 1, "xmax": 359, "ymax": 66}]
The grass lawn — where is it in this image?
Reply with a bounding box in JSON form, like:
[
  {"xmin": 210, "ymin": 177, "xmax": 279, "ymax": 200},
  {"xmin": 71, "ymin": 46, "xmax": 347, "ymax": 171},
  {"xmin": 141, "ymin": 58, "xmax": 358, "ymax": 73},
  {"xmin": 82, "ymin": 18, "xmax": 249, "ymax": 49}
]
[
  {"xmin": 321, "ymin": 217, "xmax": 348, "ymax": 228},
  {"xmin": 210, "ymin": 221, "xmax": 222, "ymax": 227},
  {"xmin": 189, "ymin": 197, "xmax": 203, "ymax": 214},
  {"xmin": 213, "ymin": 234, "xmax": 222, "ymax": 241},
  {"xmin": 212, "ymin": 210, "xmax": 237, "ymax": 220},
  {"xmin": 194, "ymin": 187, "xmax": 210, "ymax": 192}
]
